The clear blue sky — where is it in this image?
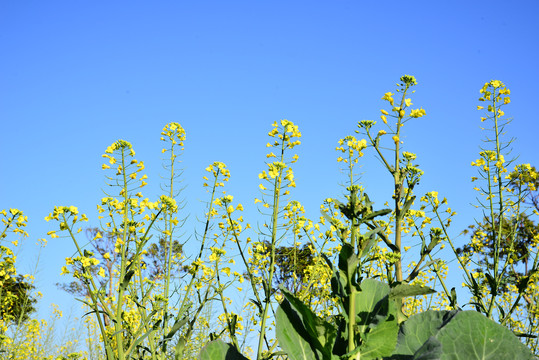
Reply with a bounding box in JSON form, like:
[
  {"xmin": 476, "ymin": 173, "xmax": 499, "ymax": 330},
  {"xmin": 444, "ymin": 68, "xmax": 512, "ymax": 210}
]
[{"xmin": 1, "ymin": 1, "xmax": 538, "ymax": 324}]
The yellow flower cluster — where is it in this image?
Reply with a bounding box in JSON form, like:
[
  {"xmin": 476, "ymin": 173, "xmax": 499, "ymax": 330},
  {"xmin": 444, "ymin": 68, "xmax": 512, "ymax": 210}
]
[
  {"xmin": 102, "ymin": 140, "xmax": 148, "ymax": 188},
  {"xmin": 204, "ymin": 161, "xmax": 230, "ymax": 188},
  {"xmin": 256, "ymin": 120, "xmax": 301, "ymax": 205},
  {"xmin": 1, "ymin": 208, "xmax": 29, "ymax": 239},
  {"xmin": 410, "ymin": 108, "xmax": 426, "ymax": 118},
  {"xmin": 336, "ymin": 135, "xmax": 367, "ymax": 163},
  {"xmin": 160, "ymin": 122, "xmax": 186, "ymax": 148},
  {"xmin": 379, "ymin": 76, "xmax": 424, "ymax": 120},
  {"xmin": 44, "ymin": 206, "xmax": 89, "ymax": 239},
  {"xmin": 209, "ymin": 246, "xmax": 226, "ymax": 262},
  {"xmin": 267, "ymin": 119, "xmax": 301, "ymax": 149},
  {"xmin": 478, "ymin": 80, "xmax": 511, "ymax": 122}
]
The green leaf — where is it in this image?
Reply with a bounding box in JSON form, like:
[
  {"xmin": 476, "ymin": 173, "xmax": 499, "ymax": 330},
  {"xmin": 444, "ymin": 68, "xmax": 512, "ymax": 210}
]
[
  {"xmin": 338, "ymin": 244, "xmax": 359, "ymax": 288},
  {"xmin": 390, "ymin": 310, "xmax": 536, "ymax": 360},
  {"xmin": 362, "ymin": 208, "xmax": 392, "ymax": 223},
  {"xmin": 449, "ymin": 287, "xmax": 458, "ymax": 308},
  {"xmin": 355, "ymin": 279, "xmax": 391, "ymax": 327},
  {"xmin": 279, "ymin": 287, "xmax": 337, "ymax": 357},
  {"xmin": 390, "ymin": 310, "xmax": 458, "ymax": 358},
  {"xmin": 160, "ymin": 315, "xmax": 188, "ymax": 349},
  {"xmin": 276, "ymin": 302, "xmax": 323, "ymax": 360},
  {"xmin": 484, "ymin": 272, "xmax": 498, "ymax": 296},
  {"xmin": 414, "ymin": 311, "xmax": 536, "ymax": 360},
  {"xmin": 174, "ymin": 336, "xmax": 186, "ymax": 360},
  {"xmin": 355, "ymin": 279, "xmax": 399, "ymax": 359},
  {"xmin": 388, "ymin": 283, "xmax": 436, "ymax": 300},
  {"xmin": 198, "ymin": 339, "xmax": 249, "ymax": 360},
  {"xmin": 400, "ymin": 196, "xmax": 416, "ymax": 219},
  {"xmin": 359, "ymin": 227, "xmax": 384, "ymax": 258},
  {"xmin": 360, "ymin": 317, "xmax": 399, "ymax": 360},
  {"xmin": 119, "ymin": 269, "xmax": 135, "ymax": 292}
]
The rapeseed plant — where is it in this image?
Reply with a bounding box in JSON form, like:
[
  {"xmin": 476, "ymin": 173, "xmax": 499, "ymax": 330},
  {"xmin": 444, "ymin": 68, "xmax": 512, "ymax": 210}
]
[{"xmin": 24, "ymin": 77, "xmax": 538, "ymax": 358}]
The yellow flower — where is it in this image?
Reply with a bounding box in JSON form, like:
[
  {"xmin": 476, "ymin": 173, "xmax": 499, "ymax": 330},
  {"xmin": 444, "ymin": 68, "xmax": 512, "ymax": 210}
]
[
  {"xmin": 410, "ymin": 108, "xmax": 426, "ymax": 118},
  {"xmin": 103, "ymin": 252, "xmax": 111, "ymax": 260},
  {"xmin": 392, "ymin": 135, "xmax": 400, "ymax": 145},
  {"xmin": 382, "ymin": 92, "xmax": 394, "ymax": 106}
]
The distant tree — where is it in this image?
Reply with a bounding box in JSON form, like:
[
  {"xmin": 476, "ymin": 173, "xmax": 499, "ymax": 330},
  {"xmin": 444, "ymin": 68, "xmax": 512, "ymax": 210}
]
[
  {"xmin": 459, "ymin": 214, "xmax": 538, "ymax": 290},
  {"xmin": 459, "ymin": 165, "xmax": 539, "ymax": 294},
  {"xmin": 57, "ymin": 227, "xmax": 184, "ymax": 326},
  {"xmin": 257, "ymin": 241, "xmax": 314, "ymax": 293},
  {"xmin": 0, "ymin": 274, "xmax": 37, "ymax": 324},
  {"xmin": 145, "ymin": 236, "xmax": 184, "ymax": 280}
]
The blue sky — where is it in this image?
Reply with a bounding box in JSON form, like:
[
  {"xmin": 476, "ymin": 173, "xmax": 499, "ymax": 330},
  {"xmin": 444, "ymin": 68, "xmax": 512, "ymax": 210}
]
[{"xmin": 1, "ymin": 1, "xmax": 538, "ymax": 325}]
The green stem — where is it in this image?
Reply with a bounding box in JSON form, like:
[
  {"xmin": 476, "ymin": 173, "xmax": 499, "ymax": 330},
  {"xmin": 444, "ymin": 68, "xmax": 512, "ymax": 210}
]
[
  {"xmin": 113, "ymin": 147, "xmax": 130, "ymax": 359},
  {"xmin": 256, "ymin": 131, "xmax": 286, "ymax": 360},
  {"xmin": 158, "ymin": 140, "xmax": 176, "ymax": 359},
  {"xmin": 64, "ymin": 215, "xmax": 115, "ymax": 360},
  {"xmin": 348, "ymin": 286, "xmax": 359, "ymax": 360}
]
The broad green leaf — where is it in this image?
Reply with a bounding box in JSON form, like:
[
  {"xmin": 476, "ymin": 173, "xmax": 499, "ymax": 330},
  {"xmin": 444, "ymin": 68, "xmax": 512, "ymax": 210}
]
[
  {"xmin": 279, "ymin": 288, "xmax": 336, "ymax": 357},
  {"xmin": 360, "ymin": 314, "xmax": 399, "ymax": 360},
  {"xmin": 355, "ymin": 279, "xmax": 391, "ymax": 329},
  {"xmin": 276, "ymin": 303, "xmax": 323, "ymax": 360},
  {"xmin": 198, "ymin": 339, "xmax": 249, "ymax": 360},
  {"xmin": 390, "ymin": 310, "xmax": 458, "ymax": 358},
  {"xmin": 355, "ymin": 279, "xmax": 399, "ymax": 359},
  {"xmin": 392, "ymin": 310, "xmax": 535, "ymax": 360},
  {"xmin": 414, "ymin": 311, "xmax": 536, "ymax": 360}
]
